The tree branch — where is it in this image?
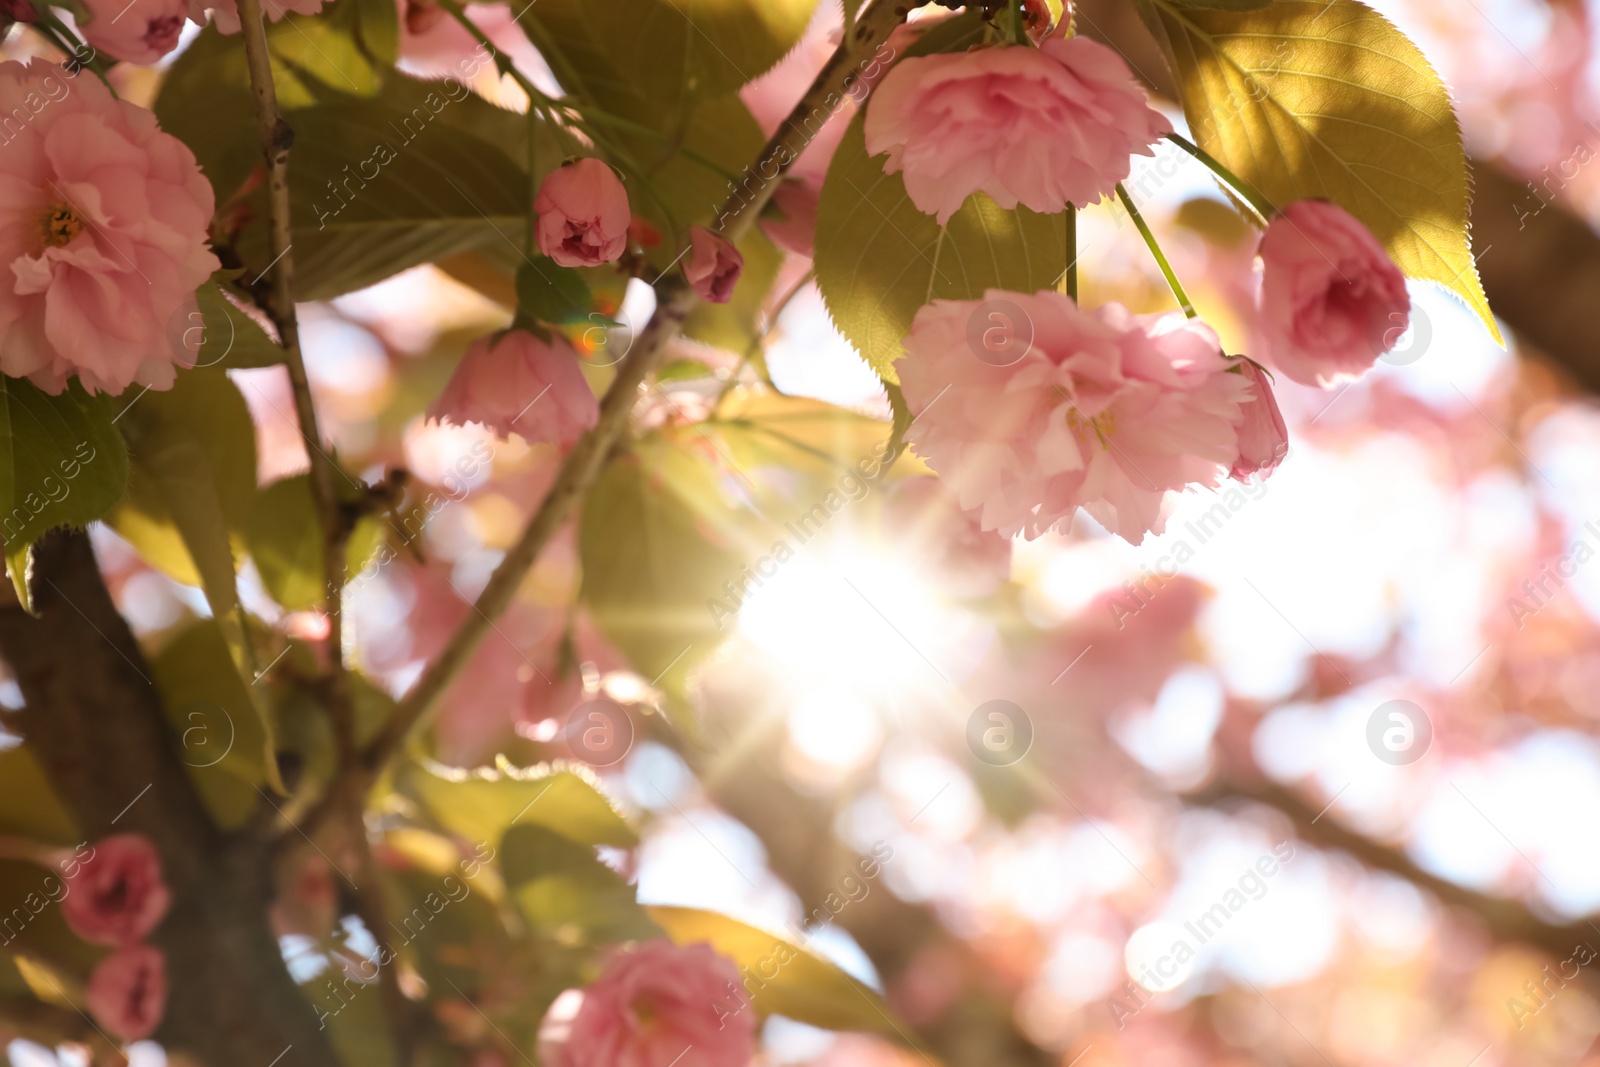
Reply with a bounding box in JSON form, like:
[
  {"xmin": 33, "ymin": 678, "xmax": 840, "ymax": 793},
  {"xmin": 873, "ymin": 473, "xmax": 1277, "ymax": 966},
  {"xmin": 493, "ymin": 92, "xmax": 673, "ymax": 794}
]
[
  {"xmin": 1187, "ymin": 775, "xmax": 1600, "ymax": 961},
  {"xmin": 234, "ymin": 0, "xmax": 351, "ymax": 697},
  {"xmin": 353, "ymin": 0, "xmax": 916, "ymax": 781},
  {"xmin": 0, "ymin": 531, "xmax": 342, "ymax": 1067}
]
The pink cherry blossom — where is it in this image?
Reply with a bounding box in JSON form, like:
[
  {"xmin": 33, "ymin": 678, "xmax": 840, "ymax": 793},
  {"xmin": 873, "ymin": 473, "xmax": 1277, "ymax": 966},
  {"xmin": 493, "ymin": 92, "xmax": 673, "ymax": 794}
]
[
  {"xmin": 397, "ymin": 0, "xmax": 534, "ymax": 81},
  {"xmin": 1229, "ymin": 358, "xmax": 1289, "ymax": 482},
  {"xmin": 895, "ymin": 290, "xmax": 1252, "ymax": 544},
  {"xmin": 61, "ymin": 834, "xmax": 171, "ymax": 947},
  {"xmin": 535, "ymin": 159, "xmax": 630, "ymax": 268},
  {"xmin": 81, "ymin": 0, "xmax": 187, "ymax": 64},
  {"xmin": 864, "ymin": 37, "xmax": 1171, "ymax": 224},
  {"xmin": 0, "ymin": 59, "xmax": 219, "ymax": 395},
  {"xmin": 685, "ymin": 227, "xmax": 743, "ymax": 304},
  {"xmin": 881, "ymin": 476, "xmax": 1012, "ymax": 599},
  {"xmin": 429, "ymin": 328, "xmax": 599, "ymax": 446},
  {"xmin": 188, "ymin": 0, "xmax": 323, "ymax": 34},
  {"xmin": 87, "ymin": 944, "xmax": 167, "ymax": 1042},
  {"xmin": 760, "ymin": 179, "xmax": 818, "ymax": 258},
  {"xmin": 1258, "ymin": 199, "xmax": 1410, "ymax": 388},
  {"xmin": 558, "ymin": 941, "xmax": 756, "ymax": 1067}
]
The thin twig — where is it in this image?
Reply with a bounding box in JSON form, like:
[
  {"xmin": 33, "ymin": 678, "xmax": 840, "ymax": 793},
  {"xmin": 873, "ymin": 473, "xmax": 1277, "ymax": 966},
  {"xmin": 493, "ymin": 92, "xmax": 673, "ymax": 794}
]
[
  {"xmin": 353, "ymin": 0, "xmax": 916, "ymax": 780},
  {"xmin": 234, "ymin": 0, "xmax": 351, "ymax": 710}
]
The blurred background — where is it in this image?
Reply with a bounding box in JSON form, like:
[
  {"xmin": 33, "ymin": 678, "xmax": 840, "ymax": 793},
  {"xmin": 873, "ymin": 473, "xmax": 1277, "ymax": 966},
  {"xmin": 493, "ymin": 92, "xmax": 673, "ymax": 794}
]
[{"xmin": 12, "ymin": 1, "xmax": 1600, "ymax": 1066}]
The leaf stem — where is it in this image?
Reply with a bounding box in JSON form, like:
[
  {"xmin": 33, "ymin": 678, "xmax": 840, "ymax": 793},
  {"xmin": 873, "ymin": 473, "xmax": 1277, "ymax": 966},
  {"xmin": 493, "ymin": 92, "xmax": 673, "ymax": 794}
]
[
  {"xmin": 31, "ymin": 16, "xmax": 114, "ymax": 93},
  {"xmin": 1061, "ymin": 204, "xmax": 1077, "ymax": 301},
  {"xmin": 1115, "ymin": 182, "xmax": 1195, "ymax": 318},
  {"xmin": 1165, "ymin": 132, "xmax": 1274, "ymax": 225}
]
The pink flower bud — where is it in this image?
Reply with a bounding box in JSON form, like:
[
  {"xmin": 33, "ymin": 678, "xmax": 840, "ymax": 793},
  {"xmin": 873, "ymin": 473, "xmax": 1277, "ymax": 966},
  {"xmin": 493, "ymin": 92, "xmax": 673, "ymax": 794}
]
[
  {"xmin": 1258, "ymin": 199, "xmax": 1410, "ymax": 388},
  {"xmin": 86, "ymin": 944, "xmax": 167, "ymax": 1042},
  {"xmin": 759, "ymin": 179, "xmax": 818, "ymax": 259},
  {"xmin": 557, "ymin": 941, "xmax": 756, "ymax": 1067},
  {"xmin": 1229, "ymin": 359, "xmax": 1289, "ymax": 482},
  {"xmin": 429, "ymin": 328, "xmax": 599, "ymax": 445},
  {"xmin": 61, "ymin": 834, "xmax": 171, "ymax": 947},
  {"xmin": 81, "ymin": 0, "xmax": 187, "ymax": 63},
  {"xmin": 685, "ymin": 227, "xmax": 743, "ymax": 304},
  {"xmin": 534, "ymin": 158, "xmax": 630, "ymax": 268}
]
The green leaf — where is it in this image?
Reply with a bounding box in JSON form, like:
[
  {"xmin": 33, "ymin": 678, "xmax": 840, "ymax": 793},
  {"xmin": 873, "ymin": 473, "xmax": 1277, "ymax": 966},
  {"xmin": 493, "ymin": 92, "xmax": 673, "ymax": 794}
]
[
  {"xmin": 646, "ymin": 906, "xmax": 902, "ymax": 1035},
  {"xmin": 1141, "ymin": 0, "xmax": 1500, "ymax": 342},
  {"xmin": 243, "ymin": 474, "xmax": 383, "ymax": 612},
  {"xmin": 154, "ymin": 11, "xmax": 389, "ymax": 201},
  {"xmin": 150, "ymin": 621, "xmax": 276, "ymax": 829},
  {"xmin": 399, "ymin": 757, "xmax": 639, "ymax": 850},
  {"xmin": 579, "ymin": 440, "xmax": 758, "ymax": 694},
  {"xmin": 186, "ymin": 282, "xmax": 285, "ymax": 369},
  {"xmin": 0, "ymin": 746, "xmax": 79, "ymax": 846},
  {"xmin": 516, "ymin": 258, "xmax": 593, "ymax": 326},
  {"xmin": 502, "ymin": 824, "xmax": 658, "ymax": 944},
  {"xmin": 523, "ymin": 0, "xmax": 815, "ymax": 110},
  {"xmin": 815, "ymin": 110, "xmax": 1070, "ymax": 381},
  {"xmin": 0, "ymin": 376, "xmax": 128, "ymax": 610},
  {"xmin": 234, "ymin": 100, "xmax": 527, "ymax": 301},
  {"xmin": 112, "ymin": 368, "xmax": 257, "ymax": 622},
  {"xmin": 354, "ymin": 0, "xmax": 400, "ymax": 66},
  {"xmin": 608, "ymin": 0, "xmax": 819, "ymax": 102}
]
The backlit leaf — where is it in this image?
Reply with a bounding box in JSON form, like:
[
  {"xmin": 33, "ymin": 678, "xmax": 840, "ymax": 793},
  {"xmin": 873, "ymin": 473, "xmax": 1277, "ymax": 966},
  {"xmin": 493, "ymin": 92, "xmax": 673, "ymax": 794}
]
[
  {"xmin": 399, "ymin": 757, "xmax": 639, "ymax": 850},
  {"xmin": 646, "ymin": 906, "xmax": 903, "ymax": 1035},
  {"xmin": 0, "ymin": 376, "xmax": 127, "ymax": 610},
  {"xmin": 1141, "ymin": 0, "xmax": 1500, "ymax": 341},
  {"xmin": 815, "ymin": 111, "xmax": 1070, "ymax": 382}
]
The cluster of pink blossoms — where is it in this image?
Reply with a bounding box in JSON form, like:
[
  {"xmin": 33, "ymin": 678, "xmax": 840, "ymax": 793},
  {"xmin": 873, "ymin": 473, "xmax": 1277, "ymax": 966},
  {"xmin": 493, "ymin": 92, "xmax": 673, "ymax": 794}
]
[
  {"xmin": 57, "ymin": 834, "xmax": 172, "ymax": 1042},
  {"xmin": 864, "ymin": 32, "xmax": 1409, "ymax": 543},
  {"xmin": 431, "ymin": 158, "xmax": 744, "ymax": 447}
]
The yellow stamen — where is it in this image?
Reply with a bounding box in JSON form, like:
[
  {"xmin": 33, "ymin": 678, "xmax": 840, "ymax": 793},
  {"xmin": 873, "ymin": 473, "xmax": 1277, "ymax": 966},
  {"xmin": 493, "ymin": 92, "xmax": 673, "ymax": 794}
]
[{"xmin": 40, "ymin": 203, "xmax": 84, "ymax": 248}]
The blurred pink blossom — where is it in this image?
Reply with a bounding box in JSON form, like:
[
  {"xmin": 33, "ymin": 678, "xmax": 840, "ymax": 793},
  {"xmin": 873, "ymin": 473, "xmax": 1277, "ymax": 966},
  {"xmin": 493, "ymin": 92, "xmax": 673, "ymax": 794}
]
[
  {"xmin": 86, "ymin": 944, "xmax": 167, "ymax": 1042},
  {"xmin": 558, "ymin": 941, "xmax": 756, "ymax": 1067},
  {"xmin": 430, "ymin": 329, "xmax": 598, "ymax": 446},
  {"xmin": 62, "ymin": 834, "xmax": 171, "ymax": 947}
]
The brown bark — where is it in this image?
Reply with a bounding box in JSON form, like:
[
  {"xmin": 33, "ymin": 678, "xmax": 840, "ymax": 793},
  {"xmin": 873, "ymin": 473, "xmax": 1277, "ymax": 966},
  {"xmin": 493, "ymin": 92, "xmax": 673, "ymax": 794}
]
[{"xmin": 0, "ymin": 530, "xmax": 341, "ymax": 1067}]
